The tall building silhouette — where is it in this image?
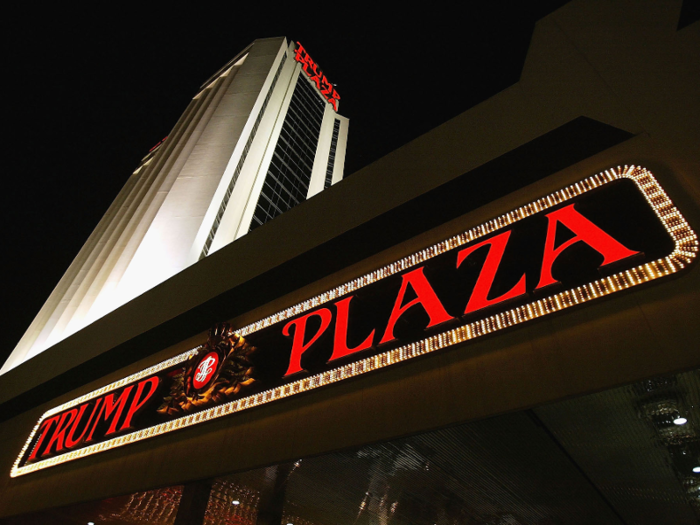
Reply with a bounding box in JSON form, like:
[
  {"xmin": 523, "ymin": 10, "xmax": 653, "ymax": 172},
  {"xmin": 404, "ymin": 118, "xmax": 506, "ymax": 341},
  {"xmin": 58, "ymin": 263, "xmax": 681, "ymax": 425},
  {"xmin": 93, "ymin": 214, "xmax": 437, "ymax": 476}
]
[{"xmin": 2, "ymin": 37, "xmax": 348, "ymax": 373}]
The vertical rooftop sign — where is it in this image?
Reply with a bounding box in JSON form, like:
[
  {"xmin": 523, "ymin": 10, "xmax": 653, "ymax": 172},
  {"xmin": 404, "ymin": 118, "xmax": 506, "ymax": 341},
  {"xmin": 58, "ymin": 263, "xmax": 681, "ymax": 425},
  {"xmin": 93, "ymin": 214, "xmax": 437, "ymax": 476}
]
[{"xmin": 294, "ymin": 42, "xmax": 340, "ymax": 111}]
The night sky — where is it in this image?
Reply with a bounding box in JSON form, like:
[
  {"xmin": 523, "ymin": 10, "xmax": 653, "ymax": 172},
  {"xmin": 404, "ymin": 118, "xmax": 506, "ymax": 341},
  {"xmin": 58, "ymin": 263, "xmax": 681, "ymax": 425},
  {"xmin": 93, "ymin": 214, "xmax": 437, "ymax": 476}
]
[{"xmin": 1, "ymin": 3, "xmax": 570, "ymax": 367}]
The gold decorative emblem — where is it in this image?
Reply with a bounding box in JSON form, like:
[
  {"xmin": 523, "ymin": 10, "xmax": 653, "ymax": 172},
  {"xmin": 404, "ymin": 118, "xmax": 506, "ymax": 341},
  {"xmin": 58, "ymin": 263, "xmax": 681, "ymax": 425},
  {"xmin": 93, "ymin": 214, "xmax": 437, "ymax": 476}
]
[{"xmin": 157, "ymin": 324, "xmax": 256, "ymax": 415}]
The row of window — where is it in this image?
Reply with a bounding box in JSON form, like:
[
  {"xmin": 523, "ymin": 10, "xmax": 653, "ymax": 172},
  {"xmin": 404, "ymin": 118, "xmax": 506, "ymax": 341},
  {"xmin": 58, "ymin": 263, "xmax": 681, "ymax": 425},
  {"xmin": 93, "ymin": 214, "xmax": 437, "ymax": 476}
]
[
  {"xmin": 324, "ymin": 119, "xmax": 341, "ymax": 189},
  {"xmin": 249, "ymin": 75, "xmax": 325, "ymax": 231}
]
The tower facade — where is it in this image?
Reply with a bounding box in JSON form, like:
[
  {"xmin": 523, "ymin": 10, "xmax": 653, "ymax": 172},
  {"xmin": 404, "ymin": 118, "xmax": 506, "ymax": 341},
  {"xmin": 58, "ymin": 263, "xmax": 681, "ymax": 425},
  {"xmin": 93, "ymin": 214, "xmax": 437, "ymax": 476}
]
[{"xmin": 2, "ymin": 37, "xmax": 348, "ymax": 374}]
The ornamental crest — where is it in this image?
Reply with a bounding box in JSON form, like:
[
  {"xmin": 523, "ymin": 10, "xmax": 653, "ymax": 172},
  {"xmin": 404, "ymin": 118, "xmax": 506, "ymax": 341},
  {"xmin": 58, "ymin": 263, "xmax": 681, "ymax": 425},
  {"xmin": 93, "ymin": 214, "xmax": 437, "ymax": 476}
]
[{"xmin": 158, "ymin": 324, "xmax": 257, "ymax": 415}]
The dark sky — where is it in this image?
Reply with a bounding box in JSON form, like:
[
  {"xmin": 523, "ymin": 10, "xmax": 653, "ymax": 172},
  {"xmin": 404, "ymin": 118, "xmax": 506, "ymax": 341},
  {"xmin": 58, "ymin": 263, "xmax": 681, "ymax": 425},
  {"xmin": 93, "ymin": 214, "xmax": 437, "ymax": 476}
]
[{"xmin": 1, "ymin": 3, "xmax": 570, "ymax": 366}]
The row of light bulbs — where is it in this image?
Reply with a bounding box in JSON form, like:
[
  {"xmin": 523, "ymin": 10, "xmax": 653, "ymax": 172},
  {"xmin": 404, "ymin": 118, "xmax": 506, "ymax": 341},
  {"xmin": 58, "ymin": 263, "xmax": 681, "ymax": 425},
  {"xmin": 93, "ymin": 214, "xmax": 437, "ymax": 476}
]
[{"xmin": 673, "ymin": 416, "xmax": 700, "ymax": 475}]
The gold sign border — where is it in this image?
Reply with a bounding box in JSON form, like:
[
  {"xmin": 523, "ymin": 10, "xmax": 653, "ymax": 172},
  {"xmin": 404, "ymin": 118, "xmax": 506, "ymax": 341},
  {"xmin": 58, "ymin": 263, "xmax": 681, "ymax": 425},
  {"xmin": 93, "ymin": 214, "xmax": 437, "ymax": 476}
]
[{"xmin": 12, "ymin": 166, "xmax": 698, "ymax": 477}]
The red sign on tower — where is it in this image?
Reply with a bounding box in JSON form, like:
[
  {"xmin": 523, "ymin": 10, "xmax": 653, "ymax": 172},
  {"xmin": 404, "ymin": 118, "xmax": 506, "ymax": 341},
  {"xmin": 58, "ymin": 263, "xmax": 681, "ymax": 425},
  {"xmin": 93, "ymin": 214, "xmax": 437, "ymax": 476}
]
[{"xmin": 294, "ymin": 42, "xmax": 340, "ymax": 111}]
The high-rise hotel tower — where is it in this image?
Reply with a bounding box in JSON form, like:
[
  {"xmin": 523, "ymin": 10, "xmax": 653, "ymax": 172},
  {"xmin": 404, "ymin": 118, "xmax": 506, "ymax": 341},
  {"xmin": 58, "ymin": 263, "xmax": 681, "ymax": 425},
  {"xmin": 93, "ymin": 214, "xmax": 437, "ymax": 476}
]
[{"xmin": 2, "ymin": 37, "xmax": 348, "ymax": 374}]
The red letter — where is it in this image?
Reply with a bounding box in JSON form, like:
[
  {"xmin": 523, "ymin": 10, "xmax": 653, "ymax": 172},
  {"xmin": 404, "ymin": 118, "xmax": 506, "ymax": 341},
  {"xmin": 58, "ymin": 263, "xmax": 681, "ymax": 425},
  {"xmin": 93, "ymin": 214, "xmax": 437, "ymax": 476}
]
[
  {"xmin": 283, "ymin": 308, "xmax": 332, "ymax": 376},
  {"xmin": 379, "ymin": 267, "xmax": 454, "ymax": 345},
  {"xmin": 457, "ymin": 230, "xmax": 527, "ymax": 314},
  {"xmin": 536, "ymin": 204, "xmax": 640, "ymax": 289},
  {"xmin": 28, "ymin": 415, "xmax": 59, "ymax": 461},
  {"xmin": 42, "ymin": 408, "xmax": 79, "ymax": 456},
  {"xmin": 120, "ymin": 377, "xmax": 160, "ymax": 431},
  {"xmin": 63, "ymin": 403, "xmax": 90, "ymax": 449},
  {"xmin": 85, "ymin": 386, "xmax": 134, "ymax": 442},
  {"xmin": 330, "ymin": 296, "xmax": 375, "ymax": 362},
  {"xmin": 64, "ymin": 398, "xmax": 103, "ymax": 449}
]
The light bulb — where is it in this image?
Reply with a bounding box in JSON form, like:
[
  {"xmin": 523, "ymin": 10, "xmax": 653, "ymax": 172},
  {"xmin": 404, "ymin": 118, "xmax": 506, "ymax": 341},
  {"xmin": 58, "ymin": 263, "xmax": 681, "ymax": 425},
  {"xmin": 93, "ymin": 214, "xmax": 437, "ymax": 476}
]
[{"xmin": 673, "ymin": 417, "xmax": 688, "ymax": 425}]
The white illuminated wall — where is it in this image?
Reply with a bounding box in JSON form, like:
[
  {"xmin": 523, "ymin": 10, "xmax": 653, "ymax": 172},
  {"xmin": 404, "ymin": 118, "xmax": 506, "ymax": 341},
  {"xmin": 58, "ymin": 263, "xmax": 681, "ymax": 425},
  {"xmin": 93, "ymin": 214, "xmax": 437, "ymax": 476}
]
[{"xmin": 2, "ymin": 37, "xmax": 348, "ymax": 374}]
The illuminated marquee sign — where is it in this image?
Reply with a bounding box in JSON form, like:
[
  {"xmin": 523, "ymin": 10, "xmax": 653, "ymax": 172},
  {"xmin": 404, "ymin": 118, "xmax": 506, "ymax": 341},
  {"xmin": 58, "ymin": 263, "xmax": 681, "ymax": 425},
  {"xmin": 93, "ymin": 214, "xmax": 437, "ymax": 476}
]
[
  {"xmin": 294, "ymin": 42, "xmax": 340, "ymax": 111},
  {"xmin": 12, "ymin": 166, "xmax": 697, "ymax": 477}
]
